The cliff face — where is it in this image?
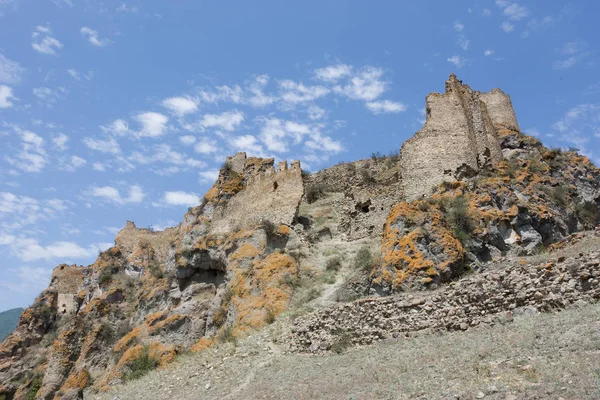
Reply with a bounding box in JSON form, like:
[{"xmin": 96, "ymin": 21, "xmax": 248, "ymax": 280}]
[{"xmin": 1, "ymin": 75, "xmax": 599, "ymax": 400}]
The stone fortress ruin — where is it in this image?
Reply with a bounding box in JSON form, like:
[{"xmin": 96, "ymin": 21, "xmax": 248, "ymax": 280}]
[{"xmin": 401, "ymin": 73, "xmax": 519, "ymax": 200}]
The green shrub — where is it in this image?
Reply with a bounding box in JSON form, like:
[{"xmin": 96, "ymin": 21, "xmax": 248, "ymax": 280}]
[
  {"xmin": 98, "ymin": 267, "xmax": 113, "ymax": 286},
  {"xmin": 573, "ymin": 201, "xmax": 600, "ymax": 228},
  {"xmin": 444, "ymin": 196, "xmax": 475, "ymax": 245},
  {"xmin": 354, "ymin": 248, "xmax": 374, "ymax": 273},
  {"xmin": 217, "ymin": 325, "xmax": 237, "ymax": 344},
  {"xmin": 26, "ymin": 375, "xmax": 43, "ymax": 400},
  {"xmin": 325, "ymin": 256, "xmax": 342, "ymax": 271},
  {"xmin": 123, "ymin": 345, "xmax": 159, "ymax": 381},
  {"xmin": 306, "ymin": 184, "xmax": 326, "ymax": 203},
  {"xmin": 149, "ymin": 262, "xmax": 164, "ymax": 279}
]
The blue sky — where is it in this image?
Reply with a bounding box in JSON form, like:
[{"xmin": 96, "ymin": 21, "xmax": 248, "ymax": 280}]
[{"xmin": 0, "ymin": 0, "xmax": 598, "ymax": 311}]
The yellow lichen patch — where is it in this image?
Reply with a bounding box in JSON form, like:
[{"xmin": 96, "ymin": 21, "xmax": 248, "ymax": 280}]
[
  {"xmin": 60, "ymin": 369, "xmax": 90, "ymax": 392},
  {"xmin": 148, "ymin": 314, "xmax": 188, "ymax": 335},
  {"xmin": 145, "ymin": 310, "xmax": 168, "ymax": 327},
  {"xmin": 378, "ymin": 198, "xmax": 466, "ymax": 289},
  {"xmin": 228, "ymin": 252, "xmax": 297, "ymax": 335},
  {"xmin": 230, "ymin": 243, "xmax": 260, "ymax": 261},
  {"xmin": 277, "ymin": 224, "xmax": 291, "ymax": 236},
  {"xmin": 190, "ymin": 337, "xmax": 215, "ymax": 353},
  {"xmin": 113, "ymin": 326, "xmax": 144, "ymax": 353}
]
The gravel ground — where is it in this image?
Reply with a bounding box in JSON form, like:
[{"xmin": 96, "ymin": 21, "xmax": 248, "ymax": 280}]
[{"xmin": 91, "ymin": 302, "xmax": 600, "ymax": 400}]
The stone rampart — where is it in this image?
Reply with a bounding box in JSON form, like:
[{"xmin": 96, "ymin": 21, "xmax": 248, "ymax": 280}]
[
  {"xmin": 210, "ymin": 153, "xmax": 304, "ymax": 234},
  {"xmin": 401, "ymin": 74, "xmax": 516, "ymax": 201},
  {"xmin": 115, "ymin": 221, "xmax": 179, "ymax": 262}
]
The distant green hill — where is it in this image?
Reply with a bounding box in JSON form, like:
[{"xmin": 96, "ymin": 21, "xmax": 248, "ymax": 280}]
[{"xmin": 0, "ymin": 308, "xmax": 24, "ymax": 342}]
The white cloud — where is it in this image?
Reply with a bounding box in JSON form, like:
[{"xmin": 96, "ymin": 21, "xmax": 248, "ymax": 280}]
[
  {"xmin": 314, "ymin": 64, "xmax": 353, "ymax": 82},
  {"xmin": 483, "ymin": 8, "xmax": 492, "ymax": 16},
  {"xmin": 522, "ymin": 16, "xmax": 556, "ymax": 38},
  {"xmin": 553, "ymin": 41, "xmax": 590, "ymax": 70},
  {"xmin": 80, "ymin": 26, "xmax": 111, "ymax": 47},
  {"xmin": 0, "ymin": 52, "xmax": 23, "ymax": 84},
  {"xmin": 5, "ymin": 129, "xmax": 47, "ymax": 173},
  {"xmin": 0, "ymin": 85, "xmax": 15, "ymax": 108},
  {"xmin": 557, "ymin": 41, "xmax": 587, "ymax": 55},
  {"xmin": 552, "ymin": 104, "xmax": 600, "ymax": 151},
  {"xmin": 83, "ymin": 137, "xmax": 121, "ymax": 154},
  {"xmin": 457, "ymin": 35, "xmax": 470, "ymax": 51},
  {"xmin": 52, "ymin": 133, "xmax": 69, "ymax": 150},
  {"xmin": 31, "ymin": 26, "xmax": 63, "ymax": 55},
  {"xmin": 366, "ymin": 100, "xmax": 407, "ymax": 114},
  {"xmin": 162, "ymin": 96, "xmax": 198, "ymax": 116},
  {"xmin": 305, "ymin": 132, "xmax": 343, "ymax": 154},
  {"xmin": 279, "ymin": 80, "xmax": 329, "ymax": 104},
  {"xmin": 135, "ymin": 112, "xmax": 169, "ymax": 137},
  {"xmin": 90, "ymin": 184, "xmax": 145, "ymax": 205},
  {"xmin": 230, "ymin": 134, "xmax": 265, "ymax": 156},
  {"xmin": 453, "ymin": 21, "xmax": 465, "ymax": 32},
  {"xmin": 194, "ymin": 140, "xmax": 218, "ymax": 154},
  {"xmin": 484, "ymin": 49, "xmax": 495, "ymax": 56},
  {"xmin": 179, "ymin": 135, "xmax": 196, "ymax": 145},
  {"xmin": 159, "ymin": 191, "xmax": 199, "ymax": 207},
  {"xmin": 67, "ymin": 68, "xmax": 80, "ymax": 80},
  {"xmin": 501, "ymin": 21, "xmax": 515, "ymax": 32},
  {"xmin": 199, "ymin": 169, "xmax": 219, "ymax": 183},
  {"xmin": 197, "ymin": 110, "xmax": 244, "ymax": 131},
  {"xmin": 32, "ymin": 86, "xmax": 65, "ymax": 105},
  {"xmin": 116, "ymin": 3, "xmax": 139, "ymax": 13},
  {"xmin": 447, "ymin": 55, "xmax": 468, "ymax": 68},
  {"xmin": 501, "ymin": 2, "xmax": 528, "ymax": 20},
  {"xmin": 333, "ymin": 67, "xmax": 386, "ymax": 101},
  {"xmin": 307, "ymin": 105, "xmax": 325, "ymax": 120},
  {"xmin": 101, "ymin": 119, "xmax": 130, "ymax": 136},
  {"xmin": 71, "ymin": 155, "xmax": 87, "ymax": 169},
  {"xmin": 5, "ymin": 238, "xmax": 111, "ymax": 262},
  {"xmin": 0, "ymin": 191, "xmax": 67, "ymax": 226}
]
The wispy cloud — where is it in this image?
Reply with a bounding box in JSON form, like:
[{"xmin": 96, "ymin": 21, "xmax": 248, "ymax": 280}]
[
  {"xmin": 553, "ymin": 41, "xmax": 591, "ymax": 70},
  {"xmin": 0, "ymin": 85, "xmax": 15, "ymax": 108},
  {"xmin": 31, "ymin": 25, "xmax": 63, "ymax": 55},
  {"xmin": 80, "ymin": 27, "xmax": 112, "ymax": 47},
  {"xmin": 0, "ymin": 52, "xmax": 23, "ymax": 84},
  {"xmin": 447, "ymin": 55, "xmax": 468, "ymax": 68}
]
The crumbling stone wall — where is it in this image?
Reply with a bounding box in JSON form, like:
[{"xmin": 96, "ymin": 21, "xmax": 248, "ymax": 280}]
[
  {"xmin": 50, "ymin": 265, "xmax": 87, "ymax": 317},
  {"xmin": 115, "ymin": 221, "xmax": 179, "ymax": 262},
  {"xmin": 305, "ymin": 158, "xmax": 403, "ymax": 240},
  {"xmin": 401, "ymin": 74, "xmax": 514, "ymax": 201},
  {"xmin": 210, "ymin": 153, "xmax": 304, "ymax": 234}
]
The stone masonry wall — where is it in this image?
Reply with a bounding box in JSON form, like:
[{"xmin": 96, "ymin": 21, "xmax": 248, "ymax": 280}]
[
  {"xmin": 210, "ymin": 153, "xmax": 304, "ymax": 234},
  {"xmin": 115, "ymin": 221, "xmax": 179, "ymax": 262},
  {"xmin": 400, "ymin": 74, "xmax": 512, "ymax": 201}
]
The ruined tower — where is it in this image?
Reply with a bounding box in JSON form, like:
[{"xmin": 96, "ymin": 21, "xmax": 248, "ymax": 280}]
[{"xmin": 400, "ymin": 74, "xmax": 519, "ymax": 201}]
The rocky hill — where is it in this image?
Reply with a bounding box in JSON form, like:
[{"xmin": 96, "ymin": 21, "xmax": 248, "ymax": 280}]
[
  {"xmin": 0, "ymin": 309, "xmax": 23, "ymax": 343},
  {"xmin": 1, "ymin": 75, "xmax": 599, "ymax": 400}
]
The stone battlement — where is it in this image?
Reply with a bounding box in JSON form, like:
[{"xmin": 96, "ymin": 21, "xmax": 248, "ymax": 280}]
[
  {"xmin": 115, "ymin": 221, "xmax": 179, "ymax": 263},
  {"xmin": 210, "ymin": 153, "xmax": 304, "ymax": 234},
  {"xmin": 401, "ymin": 74, "xmax": 517, "ymax": 201}
]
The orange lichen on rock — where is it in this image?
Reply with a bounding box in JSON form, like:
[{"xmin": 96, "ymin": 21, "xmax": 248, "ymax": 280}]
[
  {"xmin": 230, "ymin": 243, "xmax": 261, "ymax": 261},
  {"xmin": 377, "ymin": 197, "xmax": 466, "ymax": 289},
  {"xmin": 190, "ymin": 337, "xmax": 215, "ymax": 353},
  {"xmin": 60, "ymin": 369, "xmax": 90, "ymax": 392},
  {"xmin": 228, "ymin": 252, "xmax": 298, "ymax": 335}
]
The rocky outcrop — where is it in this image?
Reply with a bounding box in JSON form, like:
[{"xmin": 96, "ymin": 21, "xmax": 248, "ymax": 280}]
[
  {"xmin": 376, "ymin": 131, "xmax": 600, "ymax": 292},
  {"xmin": 291, "ymin": 230, "xmax": 600, "ymax": 352}
]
